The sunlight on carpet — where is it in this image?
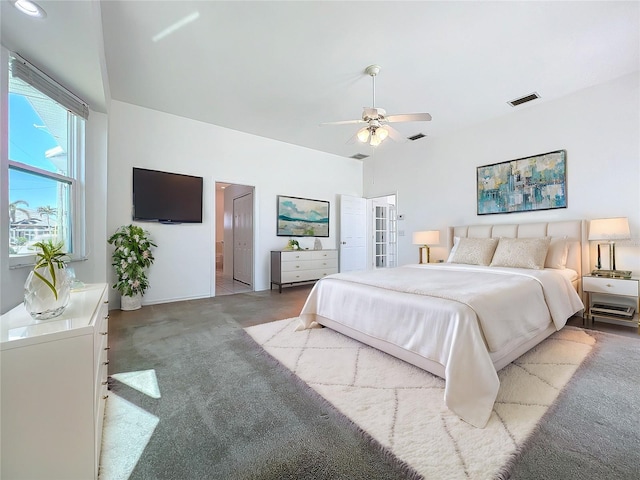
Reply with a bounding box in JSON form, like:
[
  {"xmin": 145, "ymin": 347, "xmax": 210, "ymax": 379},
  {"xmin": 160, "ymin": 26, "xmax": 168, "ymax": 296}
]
[
  {"xmin": 99, "ymin": 374, "xmax": 161, "ymax": 479},
  {"xmin": 245, "ymin": 318, "xmax": 595, "ymax": 480}
]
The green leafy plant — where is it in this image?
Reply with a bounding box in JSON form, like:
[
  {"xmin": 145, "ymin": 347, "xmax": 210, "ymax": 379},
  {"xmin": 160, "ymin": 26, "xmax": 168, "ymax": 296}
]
[
  {"xmin": 32, "ymin": 240, "xmax": 69, "ymax": 300},
  {"xmin": 287, "ymin": 238, "xmax": 300, "ymax": 250},
  {"xmin": 108, "ymin": 225, "xmax": 156, "ymax": 297}
]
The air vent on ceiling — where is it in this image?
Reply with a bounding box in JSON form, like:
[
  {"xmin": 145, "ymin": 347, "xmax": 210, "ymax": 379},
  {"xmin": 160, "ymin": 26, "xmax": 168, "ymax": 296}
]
[
  {"xmin": 508, "ymin": 92, "xmax": 540, "ymax": 107},
  {"xmin": 350, "ymin": 153, "xmax": 369, "ymax": 160},
  {"xmin": 407, "ymin": 133, "xmax": 426, "ymax": 141}
]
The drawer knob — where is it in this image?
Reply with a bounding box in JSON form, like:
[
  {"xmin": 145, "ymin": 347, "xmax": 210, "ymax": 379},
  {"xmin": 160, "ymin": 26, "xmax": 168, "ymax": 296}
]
[
  {"xmin": 102, "ymin": 395, "xmax": 109, "ymax": 400},
  {"xmin": 606, "ymin": 284, "xmax": 613, "ymax": 288},
  {"xmin": 103, "ymin": 360, "xmax": 110, "ymax": 365},
  {"xmin": 102, "ymin": 380, "xmax": 108, "ymax": 385},
  {"xmin": 295, "ymin": 265, "xmax": 300, "ymax": 268},
  {"xmin": 100, "ymin": 331, "xmax": 108, "ymax": 335},
  {"xmin": 104, "ymin": 346, "xmax": 111, "ymax": 351}
]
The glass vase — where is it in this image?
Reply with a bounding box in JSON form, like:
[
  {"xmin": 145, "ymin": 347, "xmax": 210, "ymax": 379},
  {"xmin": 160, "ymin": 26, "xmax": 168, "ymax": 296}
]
[{"xmin": 24, "ymin": 266, "xmax": 71, "ymax": 320}]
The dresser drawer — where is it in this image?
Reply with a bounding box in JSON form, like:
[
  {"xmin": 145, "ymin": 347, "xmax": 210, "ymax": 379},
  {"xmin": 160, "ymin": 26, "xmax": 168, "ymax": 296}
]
[
  {"xmin": 310, "ymin": 258, "xmax": 338, "ymax": 270},
  {"xmin": 281, "ymin": 251, "xmax": 313, "ymax": 262},
  {"xmin": 281, "ymin": 260, "xmax": 314, "ymax": 272},
  {"xmin": 281, "ymin": 270, "xmax": 319, "ymax": 283},
  {"xmin": 312, "ymin": 250, "xmax": 338, "ymax": 260},
  {"xmin": 583, "ymin": 277, "xmax": 639, "ymax": 296}
]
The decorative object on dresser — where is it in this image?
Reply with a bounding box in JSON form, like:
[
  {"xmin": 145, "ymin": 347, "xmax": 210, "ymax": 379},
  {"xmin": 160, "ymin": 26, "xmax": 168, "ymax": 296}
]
[
  {"xmin": 477, "ymin": 149, "xmax": 567, "ymax": 215},
  {"xmin": 24, "ymin": 240, "xmax": 71, "ymax": 320},
  {"xmin": 276, "ymin": 195, "xmax": 329, "ymax": 237},
  {"xmin": 412, "ymin": 230, "xmax": 440, "ymax": 264},
  {"xmin": 271, "ymin": 249, "xmax": 338, "ymax": 293},
  {"xmin": 1, "ymin": 284, "xmax": 109, "ymax": 479},
  {"xmin": 108, "ymin": 224, "xmax": 156, "ymax": 310},
  {"xmin": 588, "ymin": 217, "xmax": 632, "ymax": 278}
]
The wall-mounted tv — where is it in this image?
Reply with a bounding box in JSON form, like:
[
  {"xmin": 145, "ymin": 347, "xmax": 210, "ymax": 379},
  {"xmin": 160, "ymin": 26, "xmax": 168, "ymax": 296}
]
[
  {"xmin": 277, "ymin": 195, "xmax": 329, "ymax": 237},
  {"xmin": 133, "ymin": 167, "xmax": 203, "ymax": 223}
]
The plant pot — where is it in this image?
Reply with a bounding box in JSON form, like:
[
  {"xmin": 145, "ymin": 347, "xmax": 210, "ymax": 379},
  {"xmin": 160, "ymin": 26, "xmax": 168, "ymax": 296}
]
[
  {"xmin": 121, "ymin": 292, "xmax": 142, "ymax": 311},
  {"xmin": 24, "ymin": 266, "xmax": 71, "ymax": 320}
]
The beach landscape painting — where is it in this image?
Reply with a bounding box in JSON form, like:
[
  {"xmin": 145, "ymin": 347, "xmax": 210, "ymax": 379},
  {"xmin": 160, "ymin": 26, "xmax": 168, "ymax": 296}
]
[{"xmin": 277, "ymin": 195, "xmax": 329, "ymax": 237}]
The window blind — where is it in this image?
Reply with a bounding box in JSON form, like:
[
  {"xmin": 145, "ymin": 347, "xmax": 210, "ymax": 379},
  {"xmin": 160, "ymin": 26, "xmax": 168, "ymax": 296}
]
[{"xmin": 10, "ymin": 53, "xmax": 89, "ymax": 120}]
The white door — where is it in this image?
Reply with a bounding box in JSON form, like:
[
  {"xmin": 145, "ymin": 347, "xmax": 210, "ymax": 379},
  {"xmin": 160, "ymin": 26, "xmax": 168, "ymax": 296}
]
[
  {"xmin": 233, "ymin": 192, "xmax": 253, "ymax": 286},
  {"xmin": 339, "ymin": 194, "xmax": 367, "ymax": 272}
]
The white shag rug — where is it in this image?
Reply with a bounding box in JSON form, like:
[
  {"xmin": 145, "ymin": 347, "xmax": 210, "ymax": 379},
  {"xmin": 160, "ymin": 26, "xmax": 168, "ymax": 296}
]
[{"xmin": 245, "ymin": 318, "xmax": 595, "ymax": 480}]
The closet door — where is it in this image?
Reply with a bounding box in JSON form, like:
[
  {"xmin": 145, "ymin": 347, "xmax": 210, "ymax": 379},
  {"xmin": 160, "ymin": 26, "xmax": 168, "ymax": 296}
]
[{"xmin": 233, "ymin": 192, "xmax": 253, "ymax": 285}]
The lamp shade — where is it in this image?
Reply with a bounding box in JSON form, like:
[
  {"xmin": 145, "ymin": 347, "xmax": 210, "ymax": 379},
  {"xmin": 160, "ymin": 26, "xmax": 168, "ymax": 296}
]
[
  {"xmin": 588, "ymin": 217, "xmax": 631, "ymax": 241},
  {"xmin": 412, "ymin": 230, "xmax": 440, "ymax": 245}
]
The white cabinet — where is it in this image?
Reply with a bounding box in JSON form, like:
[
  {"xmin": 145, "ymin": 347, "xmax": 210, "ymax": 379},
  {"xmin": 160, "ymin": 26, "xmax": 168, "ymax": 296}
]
[
  {"xmin": 271, "ymin": 250, "xmax": 338, "ymax": 292},
  {"xmin": 0, "ymin": 283, "xmax": 109, "ymax": 480}
]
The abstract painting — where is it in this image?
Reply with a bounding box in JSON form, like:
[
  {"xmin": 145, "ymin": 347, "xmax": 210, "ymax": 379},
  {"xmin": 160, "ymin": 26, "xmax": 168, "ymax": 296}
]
[
  {"xmin": 277, "ymin": 195, "xmax": 329, "ymax": 237},
  {"xmin": 477, "ymin": 150, "xmax": 567, "ymax": 215}
]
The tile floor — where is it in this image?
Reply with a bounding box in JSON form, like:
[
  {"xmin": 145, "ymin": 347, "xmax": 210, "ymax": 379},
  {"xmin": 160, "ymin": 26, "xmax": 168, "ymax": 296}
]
[{"xmin": 215, "ymin": 268, "xmax": 252, "ymax": 296}]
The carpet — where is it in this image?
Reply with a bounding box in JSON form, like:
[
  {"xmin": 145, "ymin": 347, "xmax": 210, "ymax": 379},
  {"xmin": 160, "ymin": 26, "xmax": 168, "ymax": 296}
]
[
  {"xmin": 245, "ymin": 318, "xmax": 595, "ymax": 479},
  {"xmin": 99, "ymin": 306, "xmax": 424, "ymax": 480}
]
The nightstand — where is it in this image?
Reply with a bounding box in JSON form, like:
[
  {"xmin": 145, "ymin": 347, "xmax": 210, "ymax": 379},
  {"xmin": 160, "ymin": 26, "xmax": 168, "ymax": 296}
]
[{"xmin": 583, "ymin": 275, "xmax": 639, "ymax": 333}]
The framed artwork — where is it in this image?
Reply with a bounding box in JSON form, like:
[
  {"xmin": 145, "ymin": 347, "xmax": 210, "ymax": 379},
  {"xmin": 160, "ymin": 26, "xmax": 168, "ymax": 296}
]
[
  {"xmin": 277, "ymin": 195, "xmax": 329, "ymax": 237},
  {"xmin": 477, "ymin": 150, "xmax": 567, "ymax": 215}
]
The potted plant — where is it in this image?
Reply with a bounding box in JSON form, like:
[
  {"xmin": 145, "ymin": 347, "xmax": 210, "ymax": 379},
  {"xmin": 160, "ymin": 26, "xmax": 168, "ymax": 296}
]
[
  {"xmin": 24, "ymin": 240, "xmax": 71, "ymax": 320},
  {"xmin": 108, "ymin": 224, "xmax": 156, "ymax": 310}
]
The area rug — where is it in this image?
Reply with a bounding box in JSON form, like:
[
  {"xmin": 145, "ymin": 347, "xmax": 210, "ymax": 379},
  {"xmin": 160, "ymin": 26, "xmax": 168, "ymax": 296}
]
[{"xmin": 245, "ymin": 318, "xmax": 595, "ymax": 480}]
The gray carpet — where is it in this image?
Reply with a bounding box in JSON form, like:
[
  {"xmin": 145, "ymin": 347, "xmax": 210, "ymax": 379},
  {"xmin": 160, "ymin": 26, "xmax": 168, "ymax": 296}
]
[
  {"xmin": 499, "ymin": 329, "xmax": 640, "ymax": 479},
  {"xmin": 106, "ymin": 304, "xmax": 419, "ymax": 479},
  {"xmin": 107, "ymin": 299, "xmax": 639, "ymax": 480}
]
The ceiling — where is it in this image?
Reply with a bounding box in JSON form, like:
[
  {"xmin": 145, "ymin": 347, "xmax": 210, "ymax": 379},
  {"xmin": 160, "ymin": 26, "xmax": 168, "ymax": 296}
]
[{"xmin": 2, "ymin": 1, "xmax": 638, "ymax": 159}]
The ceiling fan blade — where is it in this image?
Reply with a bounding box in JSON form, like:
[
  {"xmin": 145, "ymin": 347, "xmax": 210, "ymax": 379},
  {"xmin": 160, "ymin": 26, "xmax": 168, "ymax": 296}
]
[
  {"xmin": 381, "ymin": 125, "xmax": 407, "ymax": 143},
  {"xmin": 385, "ymin": 113, "xmax": 432, "ymax": 123},
  {"xmin": 320, "ymin": 119, "xmax": 366, "ymax": 126}
]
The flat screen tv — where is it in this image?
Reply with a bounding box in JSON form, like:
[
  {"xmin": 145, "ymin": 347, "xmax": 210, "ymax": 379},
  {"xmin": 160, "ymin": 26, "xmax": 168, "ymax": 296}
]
[
  {"xmin": 277, "ymin": 195, "xmax": 329, "ymax": 237},
  {"xmin": 133, "ymin": 167, "xmax": 203, "ymax": 223}
]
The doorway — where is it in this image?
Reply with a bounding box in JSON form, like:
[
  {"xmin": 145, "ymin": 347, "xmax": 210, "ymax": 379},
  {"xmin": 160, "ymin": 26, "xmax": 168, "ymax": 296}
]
[
  {"xmin": 215, "ymin": 182, "xmax": 254, "ymax": 296},
  {"xmin": 369, "ymin": 194, "xmax": 397, "ymax": 269}
]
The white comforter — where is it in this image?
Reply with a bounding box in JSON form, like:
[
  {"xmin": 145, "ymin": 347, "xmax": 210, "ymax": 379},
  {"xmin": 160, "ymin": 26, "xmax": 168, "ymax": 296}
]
[{"xmin": 298, "ymin": 263, "xmax": 584, "ymax": 427}]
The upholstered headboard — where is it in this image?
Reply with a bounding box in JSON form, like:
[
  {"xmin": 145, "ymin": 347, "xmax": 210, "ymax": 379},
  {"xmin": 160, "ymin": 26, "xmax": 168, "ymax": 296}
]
[{"xmin": 449, "ymin": 220, "xmax": 587, "ymax": 292}]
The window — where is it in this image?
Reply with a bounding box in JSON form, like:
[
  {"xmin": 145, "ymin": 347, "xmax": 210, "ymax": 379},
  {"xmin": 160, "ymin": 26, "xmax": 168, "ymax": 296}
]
[{"xmin": 7, "ymin": 53, "xmax": 87, "ymax": 266}]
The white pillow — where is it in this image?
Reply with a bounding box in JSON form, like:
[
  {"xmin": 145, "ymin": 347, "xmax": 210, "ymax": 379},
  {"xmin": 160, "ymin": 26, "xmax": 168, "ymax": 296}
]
[
  {"xmin": 446, "ymin": 236, "xmax": 460, "ymax": 263},
  {"xmin": 545, "ymin": 236, "xmax": 568, "ymax": 269},
  {"xmin": 449, "ymin": 237, "xmax": 498, "ymax": 266},
  {"xmin": 490, "ymin": 237, "xmax": 551, "ymax": 270}
]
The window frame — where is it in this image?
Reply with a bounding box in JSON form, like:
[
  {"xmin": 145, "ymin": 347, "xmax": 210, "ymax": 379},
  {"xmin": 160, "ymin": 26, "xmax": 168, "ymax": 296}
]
[{"xmin": 4, "ymin": 50, "xmax": 87, "ymax": 269}]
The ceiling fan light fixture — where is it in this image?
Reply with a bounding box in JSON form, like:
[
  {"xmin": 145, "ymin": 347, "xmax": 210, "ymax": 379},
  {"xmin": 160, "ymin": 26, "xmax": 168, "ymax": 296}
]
[
  {"xmin": 356, "ymin": 127, "xmax": 370, "ymax": 143},
  {"xmin": 376, "ymin": 127, "xmax": 389, "ymax": 142},
  {"xmin": 369, "ymin": 131, "xmax": 382, "ymax": 147}
]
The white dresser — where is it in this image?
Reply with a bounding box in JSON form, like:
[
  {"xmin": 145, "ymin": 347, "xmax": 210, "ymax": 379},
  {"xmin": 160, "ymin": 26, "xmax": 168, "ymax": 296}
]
[
  {"xmin": 0, "ymin": 283, "xmax": 109, "ymax": 480},
  {"xmin": 271, "ymin": 249, "xmax": 338, "ymax": 292}
]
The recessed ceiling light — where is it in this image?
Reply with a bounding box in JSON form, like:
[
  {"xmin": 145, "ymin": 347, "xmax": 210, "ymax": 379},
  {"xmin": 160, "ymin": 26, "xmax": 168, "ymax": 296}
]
[{"xmin": 12, "ymin": 0, "xmax": 47, "ymax": 18}]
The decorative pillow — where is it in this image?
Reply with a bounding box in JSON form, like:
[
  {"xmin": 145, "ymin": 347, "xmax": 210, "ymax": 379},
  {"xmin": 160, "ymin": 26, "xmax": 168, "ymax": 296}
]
[
  {"xmin": 545, "ymin": 236, "xmax": 568, "ymax": 269},
  {"xmin": 446, "ymin": 236, "xmax": 460, "ymax": 263},
  {"xmin": 490, "ymin": 237, "xmax": 551, "ymax": 270},
  {"xmin": 449, "ymin": 237, "xmax": 498, "ymax": 266}
]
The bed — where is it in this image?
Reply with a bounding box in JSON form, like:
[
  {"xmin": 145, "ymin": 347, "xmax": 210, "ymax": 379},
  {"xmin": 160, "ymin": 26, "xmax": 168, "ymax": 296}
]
[{"xmin": 298, "ymin": 220, "xmax": 587, "ymax": 428}]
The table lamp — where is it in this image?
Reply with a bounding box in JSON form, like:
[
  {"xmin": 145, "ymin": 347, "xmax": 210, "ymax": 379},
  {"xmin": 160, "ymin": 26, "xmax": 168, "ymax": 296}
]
[
  {"xmin": 412, "ymin": 230, "xmax": 440, "ymax": 264},
  {"xmin": 588, "ymin": 217, "xmax": 631, "ymax": 278}
]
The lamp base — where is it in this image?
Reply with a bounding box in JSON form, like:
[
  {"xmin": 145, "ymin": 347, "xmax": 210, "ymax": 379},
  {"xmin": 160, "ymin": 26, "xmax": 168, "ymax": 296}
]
[{"xmin": 590, "ymin": 269, "xmax": 632, "ymax": 279}]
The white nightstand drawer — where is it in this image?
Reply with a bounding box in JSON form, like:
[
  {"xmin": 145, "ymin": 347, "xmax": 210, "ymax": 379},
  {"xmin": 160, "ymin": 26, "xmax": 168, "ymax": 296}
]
[{"xmin": 583, "ymin": 277, "xmax": 639, "ymax": 296}]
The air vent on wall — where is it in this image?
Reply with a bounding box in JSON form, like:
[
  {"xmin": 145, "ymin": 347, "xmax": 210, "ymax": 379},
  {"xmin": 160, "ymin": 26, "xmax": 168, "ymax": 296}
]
[
  {"xmin": 350, "ymin": 153, "xmax": 369, "ymax": 160},
  {"xmin": 508, "ymin": 92, "xmax": 540, "ymax": 107},
  {"xmin": 408, "ymin": 133, "xmax": 426, "ymax": 141}
]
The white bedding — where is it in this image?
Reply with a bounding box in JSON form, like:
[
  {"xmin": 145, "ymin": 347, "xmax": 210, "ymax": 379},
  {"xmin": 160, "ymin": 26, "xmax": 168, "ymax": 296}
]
[{"xmin": 299, "ymin": 263, "xmax": 584, "ymax": 427}]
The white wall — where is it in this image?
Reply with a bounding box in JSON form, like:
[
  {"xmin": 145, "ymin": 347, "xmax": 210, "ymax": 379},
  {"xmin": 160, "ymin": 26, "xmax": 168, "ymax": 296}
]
[
  {"xmin": 106, "ymin": 101, "xmax": 362, "ymax": 307},
  {"xmin": 364, "ymin": 72, "xmax": 640, "ymax": 273}
]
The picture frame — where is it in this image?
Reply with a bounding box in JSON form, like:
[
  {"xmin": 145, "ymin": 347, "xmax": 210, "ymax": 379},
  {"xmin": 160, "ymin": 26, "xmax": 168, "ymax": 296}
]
[
  {"xmin": 277, "ymin": 195, "xmax": 330, "ymax": 237},
  {"xmin": 476, "ymin": 150, "xmax": 567, "ymax": 215}
]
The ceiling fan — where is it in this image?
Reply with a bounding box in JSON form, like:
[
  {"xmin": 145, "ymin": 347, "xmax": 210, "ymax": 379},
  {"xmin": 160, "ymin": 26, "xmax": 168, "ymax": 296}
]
[{"xmin": 322, "ymin": 64, "xmax": 432, "ymax": 147}]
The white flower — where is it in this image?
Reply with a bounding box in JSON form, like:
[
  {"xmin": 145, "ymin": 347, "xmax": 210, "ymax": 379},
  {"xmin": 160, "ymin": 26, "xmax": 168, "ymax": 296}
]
[
  {"xmin": 143, "ymin": 250, "xmax": 149, "ymax": 259},
  {"xmin": 132, "ymin": 280, "xmax": 140, "ymax": 288}
]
